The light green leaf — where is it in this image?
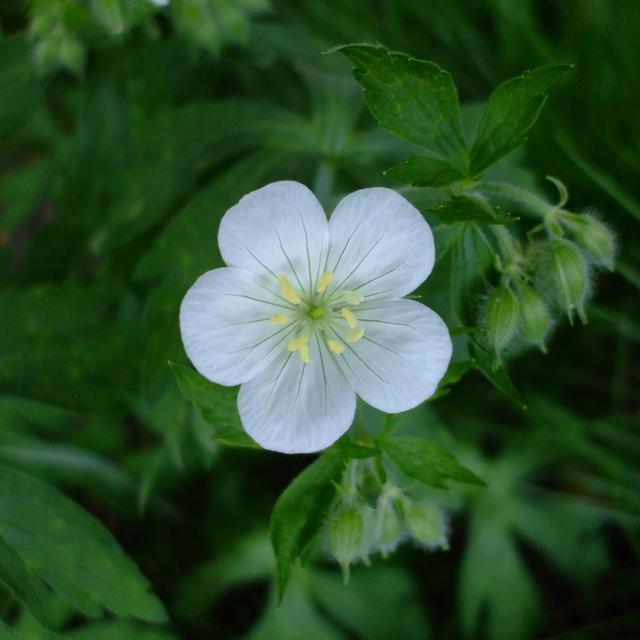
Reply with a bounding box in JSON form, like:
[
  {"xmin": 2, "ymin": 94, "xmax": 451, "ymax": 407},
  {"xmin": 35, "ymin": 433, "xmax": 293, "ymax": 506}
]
[
  {"xmin": 469, "ymin": 64, "xmax": 572, "ymax": 175},
  {"xmin": 332, "ymin": 43, "xmax": 468, "ymax": 185},
  {"xmin": 0, "ymin": 465, "xmax": 167, "ymax": 623},
  {"xmin": 336, "ymin": 435, "xmax": 380, "ymax": 459},
  {"xmin": 270, "ymin": 451, "xmax": 346, "ymax": 600},
  {"xmin": 429, "ymin": 194, "xmax": 518, "ymax": 225},
  {"xmin": 170, "ymin": 363, "xmax": 257, "ymax": 448},
  {"xmin": 379, "ymin": 436, "xmax": 485, "ymax": 489}
]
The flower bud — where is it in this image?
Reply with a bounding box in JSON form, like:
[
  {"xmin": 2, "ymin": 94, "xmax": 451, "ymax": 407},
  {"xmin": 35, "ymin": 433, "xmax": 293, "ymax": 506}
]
[
  {"xmin": 484, "ymin": 285, "xmax": 520, "ymax": 359},
  {"xmin": 518, "ymin": 286, "xmax": 550, "ymax": 352},
  {"xmin": 374, "ymin": 493, "xmax": 406, "ymax": 558},
  {"xmin": 559, "ymin": 211, "xmax": 616, "ymax": 270},
  {"xmin": 546, "ymin": 238, "xmax": 590, "ymax": 324},
  {"xmin": 402, "ymin": 499, "xmax": 448, "ymax": 550},
  {"xmin": 329, "ymin": 504, "xmax": 365, "ymax": 582}
]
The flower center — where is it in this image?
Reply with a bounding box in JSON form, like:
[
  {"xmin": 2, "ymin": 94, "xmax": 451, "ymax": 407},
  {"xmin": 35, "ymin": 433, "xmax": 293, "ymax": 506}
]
[{"xmin": 269, "ymin": 271, "xmax": 366, "ymax": 364}]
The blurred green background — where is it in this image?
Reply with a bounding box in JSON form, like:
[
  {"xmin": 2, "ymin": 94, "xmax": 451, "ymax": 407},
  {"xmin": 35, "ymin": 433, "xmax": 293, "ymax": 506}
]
[{"xmin": 0, "ymin": 1, "xmax": 638, "ymax": 638}]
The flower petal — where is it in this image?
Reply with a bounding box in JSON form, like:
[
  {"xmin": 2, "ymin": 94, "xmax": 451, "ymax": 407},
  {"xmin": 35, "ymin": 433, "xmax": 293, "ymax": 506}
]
[
  {"xmin": 238, "ymin": 338, "xmax": 356, "ymax": 453},
  {"xmin": 332, "ymin": 299, "xmax": 451, "ymax": 413},
  {"xmin": 218, "ymin": 181, "xmax": 329, "ymax": 294},
  {"xmin": 326, "ymin": 188, "xmax": 434, "ymax": 299},
  {"xmin": 180, "ymin": 267, "xmax": 300, "ymax": 386}
]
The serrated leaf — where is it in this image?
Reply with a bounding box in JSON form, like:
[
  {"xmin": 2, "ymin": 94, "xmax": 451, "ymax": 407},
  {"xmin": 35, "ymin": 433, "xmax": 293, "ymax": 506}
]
[
  {"xmin": 469, "ymin": 64, "xmax": 572, "ymax": 175},
  {"xmin": 170, "ymin": 363, "xmax": 257, "ymax": 448},
  {"xmin": 270, "ymin": 451, "xmax": 346, "ymax": 600},
  {"xmin": 379, "ymin": 436, "xmax": 485, "ymax": 489},
  {"xmin": 385, "ymin": 154, "xmax": 467, "ymax": 188},
  {"xmin": 429, "ymin": 194, "xmax": 518, "ymax": 225},
  {"xmin": 332, "ymin": 43, "xmax": 468, "ymax": 185},
  {"xmin": 0, "ymin": 465, "xmax": 167, "ymax": 622}
]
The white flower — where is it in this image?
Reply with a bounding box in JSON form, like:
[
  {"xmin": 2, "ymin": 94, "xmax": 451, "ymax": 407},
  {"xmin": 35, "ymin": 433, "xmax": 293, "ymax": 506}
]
[{"xmin": 180, "ymin": 181, "xmax": 452, "ymax": 454}]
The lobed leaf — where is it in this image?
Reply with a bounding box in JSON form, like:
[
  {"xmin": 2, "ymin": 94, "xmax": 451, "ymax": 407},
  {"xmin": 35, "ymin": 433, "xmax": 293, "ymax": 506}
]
[
  {"xmin": 270, "ymin": 451, "xmax": 346, "ymax": 600},
  {"xmin": 0, "ymin": 465, "xmax": 167, "ymax": 623},
  {"xmin": 379, "ymin": 436, "xmax": 485, "ymax": 489},
  {"xmin": 469, "ymin": 65, "xmax": 572, "ymax": 175}
]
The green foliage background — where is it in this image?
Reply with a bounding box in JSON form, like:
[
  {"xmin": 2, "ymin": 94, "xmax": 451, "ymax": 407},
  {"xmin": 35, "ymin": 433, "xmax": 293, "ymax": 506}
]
[{"xmin": 1, "ymin": 1, "xmax": 638, "ymax": 638}]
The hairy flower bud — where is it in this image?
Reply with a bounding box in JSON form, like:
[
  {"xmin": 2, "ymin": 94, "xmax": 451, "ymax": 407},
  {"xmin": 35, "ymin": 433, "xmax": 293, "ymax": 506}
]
[
  {"xmin": 402, "ymin": 499, "xmax": 448, "ymax": 549},
  {"xmin": 374, "ymin": 492, "xmax": 406, "ymax": 557},
  {"xmin": 484, "ymin": 285, "xmax": 520, "ymax": 358},
  {"xmin": 518, "ymin": 286, "xmax": 550, "ymax": 352},
  {"xmin": 546, "ymin": 238, "xmax": 590, "ymax": 324},
  {"xmin": 559, "ymin": 211, "xmax": 616, "ymax": 270},
  {"xmin": 329, "ymin": 503, "xmax": 365, "ymax": 582}
]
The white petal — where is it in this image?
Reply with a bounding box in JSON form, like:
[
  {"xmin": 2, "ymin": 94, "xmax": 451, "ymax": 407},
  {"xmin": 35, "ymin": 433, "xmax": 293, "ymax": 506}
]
[
  {"xmin": 218, "ymin": 181, "xmax": 329, "ymax": 295},
  {"xmin": 333, "ymin": 299, "xmax": 451, "ymax": 413},
  {"xmin": 238, "ymin": 337, "xmax": 356, "ymax": 453},
  {"xmin": 180, "ymin": 267, "xmax": 301, "ymax": 386},
  {"xmin": 326, "ymin": 188, "xmax": 434, "ymax": 299}
]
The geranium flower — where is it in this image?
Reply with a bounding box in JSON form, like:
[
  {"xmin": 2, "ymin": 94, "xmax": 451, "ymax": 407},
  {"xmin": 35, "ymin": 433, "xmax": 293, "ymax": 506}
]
[{"xmin": 180, "ymin": 181, "xmax": 452, "ymax": 453}]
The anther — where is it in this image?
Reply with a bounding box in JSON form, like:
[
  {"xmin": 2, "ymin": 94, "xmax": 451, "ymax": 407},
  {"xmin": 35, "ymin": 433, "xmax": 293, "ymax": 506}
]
[
  {"xmin": 278, "ymin": 275, "xmax": 301, "ymax": 305},
  {"xmin": 316, "ymin": 271, "xmax": 334, "ymax": 294},
  {"xmin": 288, "ymin": 334, "xmax": 309, "ymax": 352},
  {"xmin": 339, "ymin": 290, "xmax": 364, "ymax": 305},
  {"xmin": 270, "ymin": 314, "xmax": 289, "ymax": 325},
  {"xmin": 298, "ymin": 344, "xmax": 311, "ymax": 364},
  {"xmin": 341, "ymin": 307, "xmax": 358, "ymax": 329},
  {"xmin": 327, "ymin": 338, "xmax": 345, "ymax": 354},
  {"xmin": 346, "ymin": 327, "xmax": 365, "ymax": 342}
]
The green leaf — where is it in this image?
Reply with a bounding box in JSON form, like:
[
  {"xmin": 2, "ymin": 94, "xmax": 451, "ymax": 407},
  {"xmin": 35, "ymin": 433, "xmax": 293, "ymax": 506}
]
[
  {"xmin": 469, "ymin": 339, "xmax": 527, "ymax": 409},
  {"xmin": 450, "ymin": 223, "xmax": 495, "ymax": 325},
  {"xmin": 433, "ymin": 359, "xmax": 474, "ymax": 399},
  {"xmin": 0, "ymin": 535, "xmax": 50, "ymax": 625},
  {"xmin": 378, "ymin": 436, "xmax": 485, "ymax": 489},
  {"xmin": 332, "ymin": 43, "xmax": 468, "ymax": 185},
  {"xmin": 385, "ymin": 155, "xmax": 468, "ymax": 188},
  {"xmin": 336, "ymin": 435, "xmax": 380, "ymax": 459},
  {"xmin": 469, "ymin": 64, "xmax": 572, "ymax": 175},
  {"xmin": 170, "ymin": 363, "xmax": 257, "ymax": 448},
  {"xmin": 0, "ymin": 465, "xmax": 167, "ymax": 622},
  {"xmin": 429, "ymin": 194, "xmax": 518, "ymax": 225},
  {"xmin": 270, "ymin": 451, "xmax": 346, "ymax": 600}
]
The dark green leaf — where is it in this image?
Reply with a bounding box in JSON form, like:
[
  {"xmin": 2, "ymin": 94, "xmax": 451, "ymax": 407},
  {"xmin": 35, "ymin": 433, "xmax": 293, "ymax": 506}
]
[
  {"xmin": 270, "ymin": 451, "xmax": 346, "ymax": 600},
  {"xmin": 379, "ymin": 436, "xmax": 485, "ymax": 489},
  {"xmin": 469, "ymin": 340, "xmax": 527, "ymax": 409},
  {"xmin": 170, "ymin": 363, "xmax": 257, "ymax": 448},
  {"xmin": 385, "ymin": 154, "xmax": 467, "ymax": 188},
  {"xmin": 336, "ymin": 435, "xmax": 380, "ymax": 459},
  {"xmin": 0, "ymin": 535, "xmax": 50, "ymax": 624},
  {"xmin": 469, "ymin": 65, "xmax": 572, "ymax": 175},
  {"xmin": 332, "ymin": 43, "xmax": 468, "ymax": 185},
  {"xmin": 450, "ymin": 223, "xmax": 495, "ymax": 325},
  {"xmin": 433, "ymin": 359, "xmax": 474, "ymax": 398},
  {"xmin": 429, "ymin": 194, "xmax": 518, "ymax": 225},
  {"xmin": 0, "ymin": 465, "xmax": 167, "ymax": 622}
]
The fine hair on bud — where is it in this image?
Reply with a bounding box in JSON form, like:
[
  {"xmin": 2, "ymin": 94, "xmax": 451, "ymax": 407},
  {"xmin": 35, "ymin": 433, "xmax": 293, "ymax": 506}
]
[
  {"xmin": 328, "ymin": 501, "xmax": 366, "ymax": 583},
  {"xmin": 373, "ymin": 486, "xmax": 409, "ymax": 558},
  {"xmin": 558, "ymin": 208, "xmax": 617, "ymax": 271},
  {"xmin": 534, "ymin": 238, "xmax": 592, "ymax": 325},
  {"xmin": 516, "ymin": 284, "xmax": 552, "ymax": 352},
  {"xmin": 481, "ymin": 284, "xmax": 520, "ymax": 363},
  {"xmin": 399, "ymin": 497, "xmax": 449, "ymax": 551}
]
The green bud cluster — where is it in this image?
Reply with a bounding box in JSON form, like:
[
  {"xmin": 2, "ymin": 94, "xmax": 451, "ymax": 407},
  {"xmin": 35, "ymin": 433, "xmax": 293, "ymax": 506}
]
[
  {"xmin": 325, "ymin": 462, "xmax": 450, "ymax": 575},
  {"xmin": 557, "ymin": 210, "xmax": 616, "ymax": 270}
]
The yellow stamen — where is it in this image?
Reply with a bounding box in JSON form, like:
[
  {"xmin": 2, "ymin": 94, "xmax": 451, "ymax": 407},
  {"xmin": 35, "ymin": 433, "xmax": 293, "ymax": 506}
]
[
  {"xmin": 346, "ymin": 327, "xmax": 365, "ymax": 342},
  {"xmin": 278, "ymin": 275, "xmax": 301, "ymax": 305},
  {"xmin": 298, "ymin": 344, "xmax": 311, "ymax": 364},
  {"xmin": 327, "ymin": 338, "xmax": 345, "ymax": 354},
  {"xmin": 340, "ymin": 290, "xmax": 364, "ymax": 305},
  {"xmin": 288, "ymin": 334, "xmax": 309, "ymax": 352},
  {"xmin": 341, "ymin": 307, "xmax": 358, "ymax": 329},
  {"xmin": 270, "ymin": 314, "xmax": 289, "ymax": 325},
  {"xmin": 310, "ymin": 306, "xmax": 325, "ymax": 319},
  {"xmin": 316, "ymin": 271, "xmax": 334, "ymax": 293}
]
